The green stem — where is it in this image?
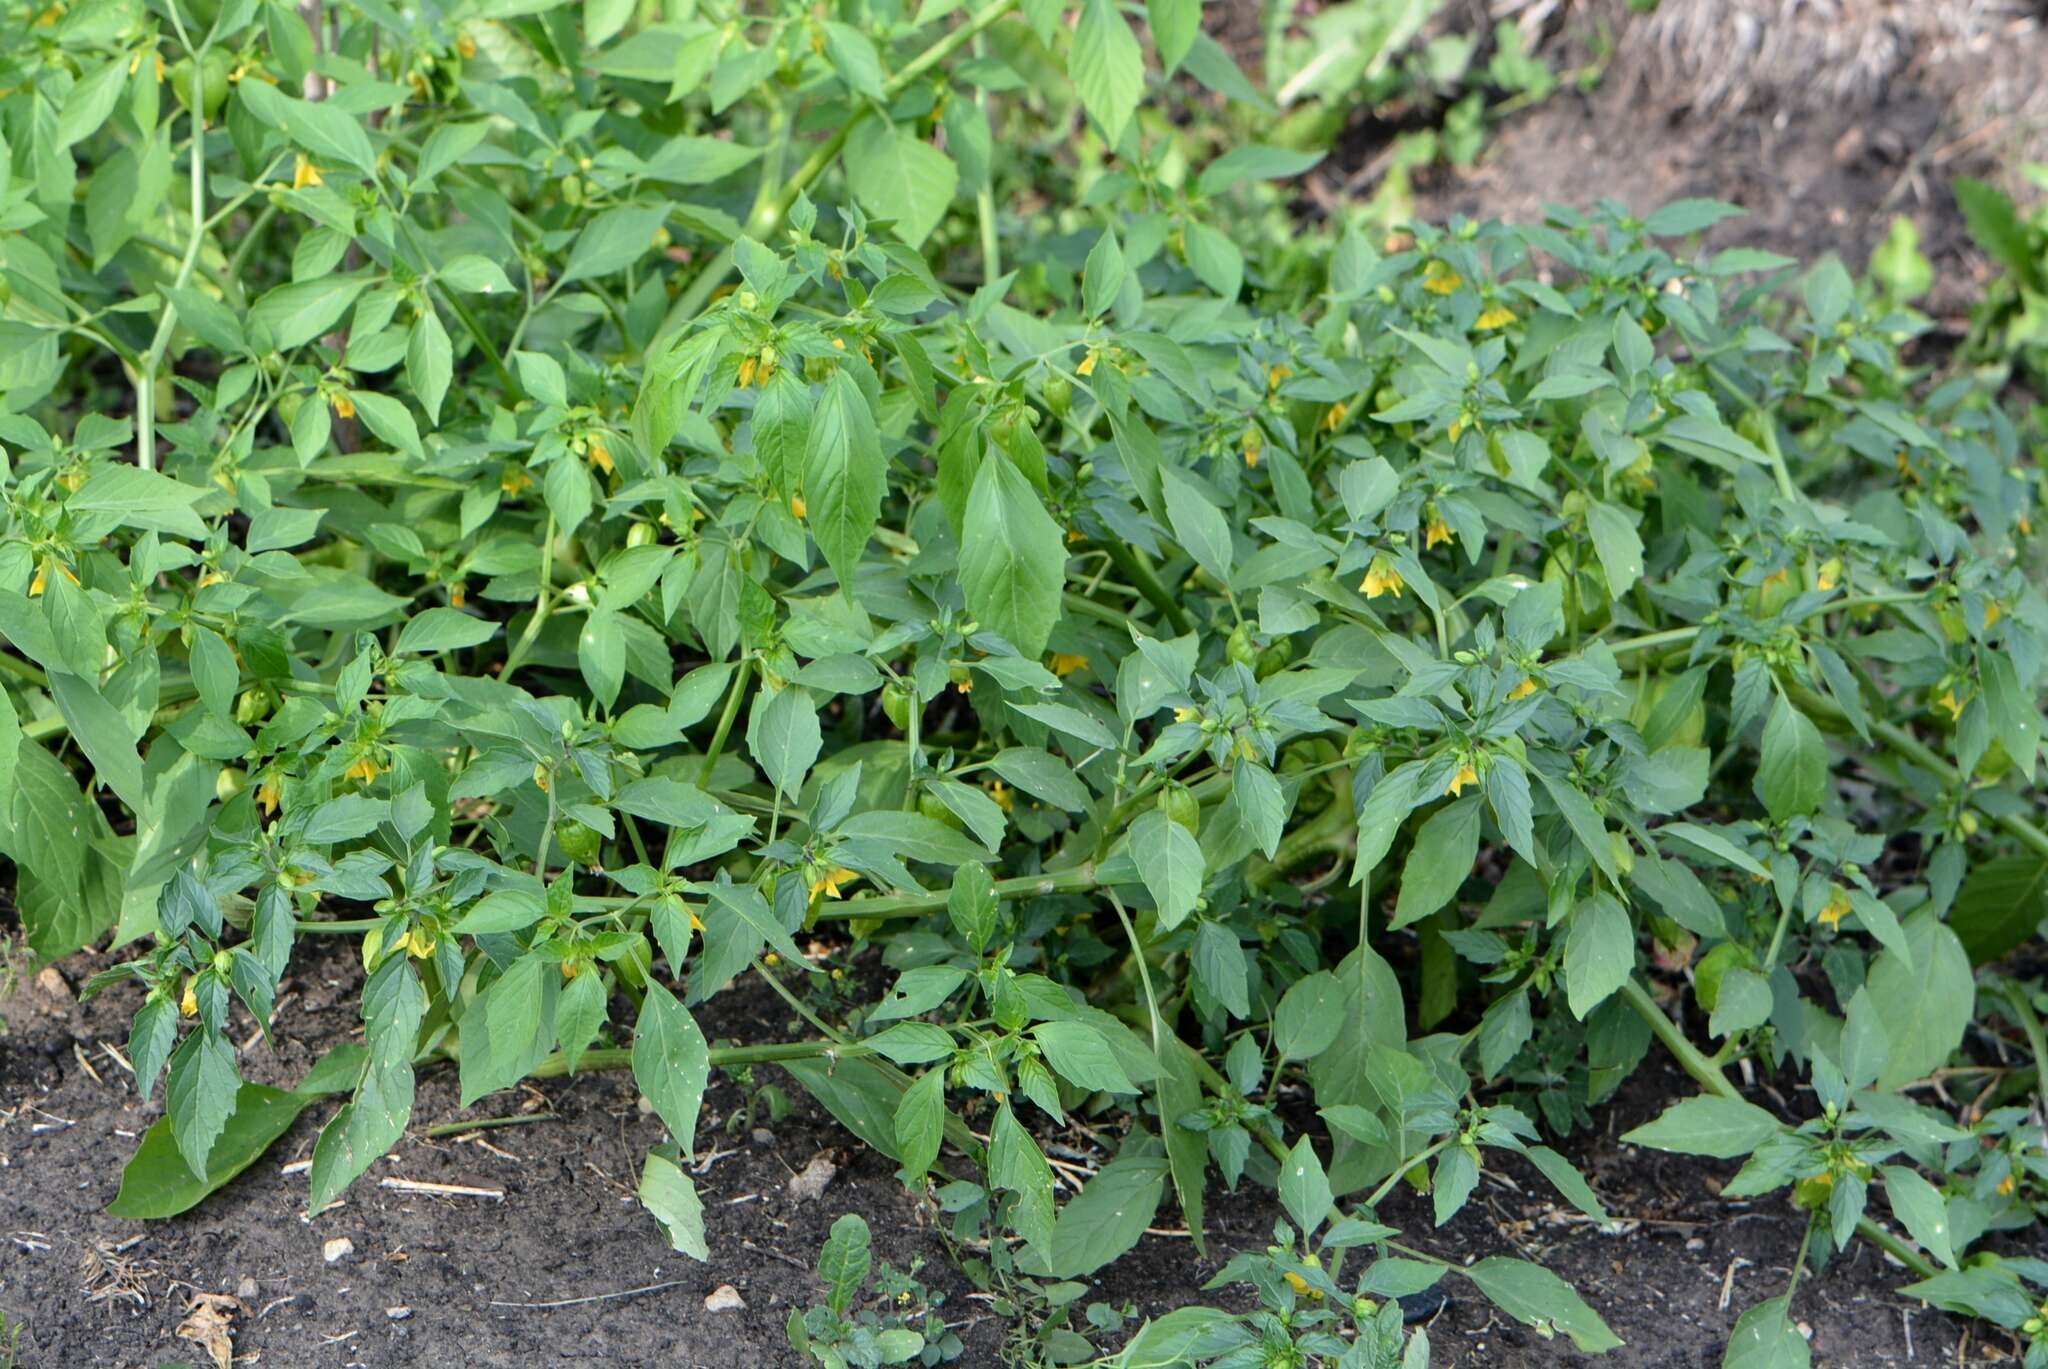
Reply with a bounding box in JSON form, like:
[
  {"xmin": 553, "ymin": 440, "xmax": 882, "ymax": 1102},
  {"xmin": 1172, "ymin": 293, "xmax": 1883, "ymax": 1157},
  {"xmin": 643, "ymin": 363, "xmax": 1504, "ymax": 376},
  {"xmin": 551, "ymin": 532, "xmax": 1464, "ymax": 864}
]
[
  {"xmin": 1099, "ymin": 540, "xmax": 1191, "ymax": 636},
  {"xmin": 697, "ymin": 656, "xmax": 754, "ymax": 788},
  {"xmin": 498, "ymin": 515, "xmax": 559, "ymax": 681},
  {"xmin": 135, "ymin": 6, "xmax": 211, "ymax": 473},
  {"xmin": 813, "ymin": 863, "xmax": 1099, "ymax": 922},
  {"xmin": 519, "ymin": 1037, "xmax": 862, "ymax": 1080},
  {"xmin": 2000, "ymin": 980, "xmax": 2048, "ymax": 1117}
]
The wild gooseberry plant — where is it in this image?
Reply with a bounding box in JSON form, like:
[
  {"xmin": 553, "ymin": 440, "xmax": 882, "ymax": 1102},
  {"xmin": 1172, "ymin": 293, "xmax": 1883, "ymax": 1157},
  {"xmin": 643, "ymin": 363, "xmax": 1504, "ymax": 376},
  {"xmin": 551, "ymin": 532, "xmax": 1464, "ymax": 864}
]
[{"xmin": 3, "ymin": 0, "xmax": 2047, "ymax": 1363}]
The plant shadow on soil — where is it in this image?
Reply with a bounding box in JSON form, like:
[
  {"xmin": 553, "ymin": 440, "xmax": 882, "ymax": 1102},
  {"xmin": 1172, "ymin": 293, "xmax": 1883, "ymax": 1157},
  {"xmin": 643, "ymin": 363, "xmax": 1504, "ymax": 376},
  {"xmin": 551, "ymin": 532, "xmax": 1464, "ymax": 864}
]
[{"xmin": 0, "ymin": 936, "xmax": 2000, "ymax": 1368}]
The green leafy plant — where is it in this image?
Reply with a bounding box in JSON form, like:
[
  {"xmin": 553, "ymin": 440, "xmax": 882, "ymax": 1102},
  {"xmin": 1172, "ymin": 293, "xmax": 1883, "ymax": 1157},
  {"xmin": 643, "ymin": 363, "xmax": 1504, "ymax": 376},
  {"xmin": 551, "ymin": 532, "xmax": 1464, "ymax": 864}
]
[
  {"xmin": 4, "ymin": 0, "xmax": 2047, "ymax": 1364},
  {"xmin": 790, "ymin": 1213, "xmax": 963, "ymax": 1368},
  {"xmin": 1957, "ymin": 171, "xmax": 2048, "ymax": 384}
]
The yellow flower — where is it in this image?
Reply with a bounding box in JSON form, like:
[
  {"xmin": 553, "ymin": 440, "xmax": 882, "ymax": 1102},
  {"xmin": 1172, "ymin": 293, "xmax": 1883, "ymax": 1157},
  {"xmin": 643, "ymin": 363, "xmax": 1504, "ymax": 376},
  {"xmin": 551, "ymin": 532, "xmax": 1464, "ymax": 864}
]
[
  {"xmin": 1476, "ymin": 304, "xmax": 1516, "ymax": 330},
  {"xmin": 457, "ymin": 31, "xmax": 477, "ymax": 57},
  {"xmin": 27, "ymin": 559, "xmax": 78, "ymax": 597},
  {"xmin": 1508, "ymin": 677, "xmax": 1540, "ymax": 701},
  {"xmin": 809, "ymin": 867, "xmax": 859, "ymax": 899},
  {"xmin": 396, "ymin": 928, "xmax": 437, "ymax": 958},
  {"xmin": 451, "ymin": 581, "xmax": 467, "ymax": 609},
  {"xmin": 1323, "ymin": 400, "xmax": 1349, "ymax": 432},
  {"xmin": 588, "ymin": 434, "xmax": 614, "ymax": 475},
  {"xmin": 790, "ymin": 494, "xmax": 808, "ymax": 519},
  {"xmin": 1760, "ymin": 567, "xmax": 1791, "ymax": 594},
  {"xmin": 1423, "ymin": 261, "xmax": 1464, "ymax": 294},
  {"xmin": 955, "ymin": 676, "xmax": 973, "ymax": 694},
  {"xmin": 1998, "ymin": 1174, "xmax": 2017, "ymax": 1196},
  {"xmin": 1896, "ymin": 450, "xmax": 1919, "ymax": 484},
  {"xmin": 688, "ymin": 905, "xmax": 705, "ymax": 931},
  {"xmin": 987, "ymin": 780, "xmax": 1014, "ymax": 813},
  {"xmin": 737, "ymin": 356, "xmax": 758, "ymax": 388},
  {"xmin": 1359, "ymin": 556, "xmax": 1404, "ymax": 600},
  {"xmin": 1243, "ymin": 428, "xmax": 1262, "ymax": 468},
  {"xmin": 1283, "ymin": 1271, "xmax": 1323, "ymax": 1300},
  {"xmin": 293, "ymin": 154, "xmax": 323, "ymax": 189},
  {"xmin": 257, "ymin": 778, "xmax": 282, "ymax": 816},
  {"xmin": 1935, "ymin": 687, "xmax": 1967, "ymax": 720},
  {"xmin": 1076, "ymin": 351, "xmax": 1098, "ymax": 377},
  {"xmin": 1815, "ymin": 559, "xmax": 1841, "ymax": 592},
  {"xmin": 1448, "ymin": 414, "xmax": 1470, "ymax": 442},
  {"xmin": 1985, "ymin": 600, "xmax": 2003, "ymax": 629},
  {"xmin": 501, "ymin": 466, "xmax": 534, "ymax": 495},
  {"xmin": 180, "ymin": 979, "xmax": 198, "ymax": 1017},
  {"xmin": 1049, "ymin": 653, "xmax": 1088, "ymax": 677},
  {"xmin": 1266, "ymin": 363, "xmax": 1293, "ymax": 392},
  {"xmin": 1174, "ymin": 707, "xmax": 1197, "ymax": 723},
  {"xmin": 331, "ymin": 391, "xmax": 356, "ymax": 420},
  {"xmin": 345, "ymin": 754, "xmax": 381, "ymax": 785},
  {"xmin": 2019, "ymin": 514, "xmax": 2033, "ymax": 536},
  {"xmin": 1817, "ymin": 885, "xmax": 1853, "ymax": 930},
  {"xmin": 1445, "ymin": 762, "xmax": 1478, "ymax": 797},
  {"xmin": 1424, "ymin": 514, "xmax": 1452, "ymax": 550}
]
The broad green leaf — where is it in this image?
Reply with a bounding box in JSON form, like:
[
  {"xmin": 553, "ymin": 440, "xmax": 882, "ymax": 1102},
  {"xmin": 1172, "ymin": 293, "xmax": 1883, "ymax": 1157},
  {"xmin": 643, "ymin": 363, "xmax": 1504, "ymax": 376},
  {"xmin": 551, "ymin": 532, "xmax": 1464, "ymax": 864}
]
[
  {"xmin": 748, "ymin": 684, "xmax": 822, "ymax": 801},
  {"xmin": 1563, "ymin": 892, "xmax": 1632, "ymax": 1019},
  {"xmin": 1622, "ymin": 1094, "xmax": 1781, "ymax": 1159},
  {"xmin": 804, "ymin": 369, "xmax": 886, "ymax": 593},
  {"xmin": 633, "ymin": 982, "xmax": 710, "ymax": 1148},
  {"xmin": 1390, "ymin": 795, "xmax": 1479, "ymax": 928},
  {"xmin": 1722, "ymin": 1296, "xmax": 1811, "ymax": 1369},
  {"xmin": 639, "ymin": 1146, "xmax": 708, "ymax": 1259},
  {"xmin": 165, "ymin": 1029, "xmax": 241, "ymax": 1179},
  {"xmin": 1070, "ymin": 0, "xmax": 1143, "ymax": 146},
  {"xmin": 1461, "ymin": 1257, "xmax": 1622, "ymax": 1354},
  {"xmin": 1757, "ymin": 694, "xmax": 1827, "ymax": 821},
  {"xmin": 562, "ymin": 201, "xmax": 671, "ymax": 282},
  {"xmin": 819, "ymin": 1213, "xmax": 873, "ymax": 1316},
  {"xmin": 959, "ymin": 447, "xmax": 1066, "ymax": 658},
  {"xmin": 1128, "ymin": 810, "xmax": 1203, "ymax": 930},
  {"xmin": 250, "ymin": 276, "xmax": 370, "ymax": 351},
  {"xmin": 1029, "ymin": 1151, "xmax": 1166, "ymax": 1277},
  {"xmin": 1278, "ymin": 1135, "xmax": 1332, "ymax": 1236},
  {"xmin": 844, "ymin": 119, "xmax": 958, "ymax": 247},
  {"xmin": 1882, "ymin": 1165, "xmax": 1957, "ymax": 1270},
  {"xmin": 1585, "ymin": 500, "xmax": 1644, "ymax": 597},
  {"xmin": 1867, "ymin": 911, "xmax": 1972, "ymax": 1090}
]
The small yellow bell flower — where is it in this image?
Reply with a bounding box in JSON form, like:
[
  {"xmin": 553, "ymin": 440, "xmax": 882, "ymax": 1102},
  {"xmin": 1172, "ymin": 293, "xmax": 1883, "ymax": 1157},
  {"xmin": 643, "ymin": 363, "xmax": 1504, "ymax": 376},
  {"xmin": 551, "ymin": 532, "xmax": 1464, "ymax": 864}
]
[
  {"xmin": 987, "ymin": 780, "xmax": 1014, "ymax": 813},
  {"xmin": 180, "ymin": 979, "xmax": 199, "ymax": 1017},
  {"xmin": 1360, "ymin": 556, "xmax": 1404, "ymax": 600},
  {"xmin": 1049, "ymin": 653, "xmax": 1088, "ymax": 677},
  {"xmin": 257, "ymin": 778, "xmax": 282, "ymax": 816},
  {"xmin": 1508, "ymin": 677, "xmax": 1540, "ymax": 701},
  {"xmin": 1445, "ymin": 762, "xmax": 1479, "ymax": 797},
  {"xmin": 1424, "ymin": 514, "xmax": 1452, "ymax": 550},
  {"xmin": 331, "ymin": 391, "xmax": 356, "ymax": 420},
  {"xmin": 293, "ymin": 155, "xmax": 324, "ymax": 189},
  {"xmin": 1476, "ymin": 304, "xmax": 1516, "ymax": 330},
  {"xmin": 1423, "ymin": 260, "xmax": 1464, "ymax": 294},
  {"xmin": 1323, "ymin": 400, "xmax": 1349, "ymax": 432},
  {"xmin": 1817, "ymin": 885, "xmax": 1852, "ymax": 929},
  {"xmin": 345, "ymin": 755, "xmax": 381, "ymax": 785},
  {"xmin": 809, "ymin": 867, "xmax": 859, "ymax": 899},
  {"xmin": 790, "ymin": 494, "xmax": 808, "ymax": 519}
]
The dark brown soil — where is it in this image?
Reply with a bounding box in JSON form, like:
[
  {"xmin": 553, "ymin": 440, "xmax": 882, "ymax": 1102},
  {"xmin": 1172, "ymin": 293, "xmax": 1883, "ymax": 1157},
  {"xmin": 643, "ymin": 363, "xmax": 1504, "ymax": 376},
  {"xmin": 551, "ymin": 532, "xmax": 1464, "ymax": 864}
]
[{"xmin": 0, "ymin": 939, "xmax": 2004, "ymax": 1369}]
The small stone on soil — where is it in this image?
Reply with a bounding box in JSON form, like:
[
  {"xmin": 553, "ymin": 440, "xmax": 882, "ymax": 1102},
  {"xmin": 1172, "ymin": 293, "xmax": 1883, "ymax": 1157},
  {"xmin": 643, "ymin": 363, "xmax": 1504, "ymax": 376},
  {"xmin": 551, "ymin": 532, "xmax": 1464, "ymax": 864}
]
[
  {"xmin": 34, "ymin": 966, "xmax": 70, "ymax": 999},
  {"xmin": 387, "ymin": 1306, "xmax": 413, "ymax": 1321},
  {"xmin": 787, "ymin": 1152, "xmax": 836, "ymax": 1201},
  {"xmin": 322, "ymin": 1237, "xmax": 355, "ymax": 1265},
  {"xmin": 750, "ymin": 1127, "xmax": 775, "ymax": 1146},
  {"xmin": 236, "ymin": 1276, "xmax": 259, "ymax": 1301},
  {"xmin": 704, "ymin": 1284, "xmax": 746, "ymax": 1312}
]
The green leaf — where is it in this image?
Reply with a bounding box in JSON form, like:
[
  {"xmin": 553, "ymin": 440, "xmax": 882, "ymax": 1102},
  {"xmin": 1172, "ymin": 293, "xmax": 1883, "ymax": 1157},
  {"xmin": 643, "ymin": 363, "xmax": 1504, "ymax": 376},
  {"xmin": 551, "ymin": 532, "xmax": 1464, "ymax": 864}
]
[
  {"xmin": 1390, "ymin": 795, "xmax": 1479, "ymax": 928},
  {"xmin": 250, "ymin": 276, "xmax": 370, "ymax": 351},
  {"xmin": 1722, "ymin": 1296, "xmax": 1811, "ymax": 1369},
  {"xmin": 894, "ymin": 1068, "xmax": 947, "ymax": 1183},
  {"xmin": 639, "ymin": 1145, "xmax": 709, "ymax": 1259},
  {"xmin": 1622, "ymin": 1094, "xmax": 1782, "ymax": 1159},
  {"xmin": 633, "ymin": 983, "xmax": 710, "ymax": 1149},
  {"xmin": 1461, "ymin": 1257, "xmax": 1623, "ymax": 1354},
  {"xmin": 66, "ymin": 464, "xmax": 211, "ymax": 539},
  {"xmin": 1161, "ymin": 468, "xmax": 1232, "ymax": 585},
  {"xmin": 165, "ymin": 1029, "xmax": 241, "ymax": 1179},
  {"xmin": 1030, "ymin": 1151, "xmax": 1166, "ymax": 1277},
  {"xmin": 804, "ymin": 369, "xmax": 886, "ymax": 593},
  {"xmin": 1148, "ymin": 0, "xmax": 1200, "ymax": 71},
  {"xmin": 1128, "ymin": 809, "xmax": 1204, "ymax": 931},
  {"xmin": 1956, "ymin": 178, "xmax": 2044, "ymax": 291},
  {"xmin": 748, "ymin": 685, "xmax": 822, "ymax": 801},
  {"xmin": 585, "ymin": 0, "xmax": 635, "ymax": 46},
  {"xmin": 1980, "ymin": 650, "xmax": 2040, "ymax": 784},
  {"xmin": 1563, "ymin": 892, "xmax": 1632, "ymax": 1019},
  {"xmin": 1951, "ymin": 856, "xmax": 2048, "ymax": 965},
  {"xmin": 1867, "ymin": 910, "xmax": 1973, "ymax": 1090},
  {"xmin": 991, "ymin": 1102, "xmax": 1056, "ymax": 1258},
  {"xmin": 844, "ymin": 120, "xmax": 958, "ymax": 247},
  {"xmin": 1274, "ymin": 969, "xmax": 1343, "ymax": 1063},
  {"xmin": 1525, "ymin": 1145, "xmax": 1608, "ymax": 1222},
  {"xmin": 819, "ymin": 1212, "xmax": 873, "ymax": 1315},
  {"xmin": 1279, "ymin": 1136, "xmax": 1333, "ymax": 1236},
  {"xmin": 1757, "ymin": 694, "xmax": 1827, "ymax": 821},
  {"xmin": 1034, "ymin": 1020, "xmax": 1139, "ymax": 1094},
  {"xmin": 395, "ymin": 607, "xmax": 496, "ymax": 655},
  {"xmin": 1585, "ymin": 501, "xmax": 1644, "ymax": 598},
  {"xmin": 1083, "ymin": 229, "xmax": 1126, "ymax": 318},
  {"xmin": 238, "ymin": 80, "xmax": 378, "ymax": 177},
  {"xmin": 406, "ymin": 311, "xmax": 454, "ymax": 425},
  {"xmin": 108, "ymin": 1048, "xmax": 359, "ymax": 1219},
  {"xmin": 959, "ymin": 446, "xmax": 1066, "ymax": 658},
  {"xmin": 562, "ymin": 201, "xmax": 670, "ymax": 283},
  {"xmin": 1882, "ymin": 1165, "xmax": 1957, "ymax": 1270},
  {"xmin": 1070, "ymin": 0, "xmax": 1144, "ymax": 146}
]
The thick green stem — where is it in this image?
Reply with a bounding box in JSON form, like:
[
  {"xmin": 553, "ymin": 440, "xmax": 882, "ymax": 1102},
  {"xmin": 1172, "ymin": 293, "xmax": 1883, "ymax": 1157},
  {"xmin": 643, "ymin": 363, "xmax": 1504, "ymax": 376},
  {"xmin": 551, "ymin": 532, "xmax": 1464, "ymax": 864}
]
[
  {"xmin": 1099, "ymin": 540, "xmax": 1191, "ymax": 636},
  {"xmin": 136, "ymin": 4, "xmax": 212, "ymax": 473},
  {"xmin": 518, "ymin": 1037, "xmax": 862, "ymax": 1081},
  {"xmin": 697, "ymin": 656, "xmax": 754, "ymax": 788},
  {"xmin": 814, "ymin": 863, "xmax": 1099, "ymax": 922}
]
